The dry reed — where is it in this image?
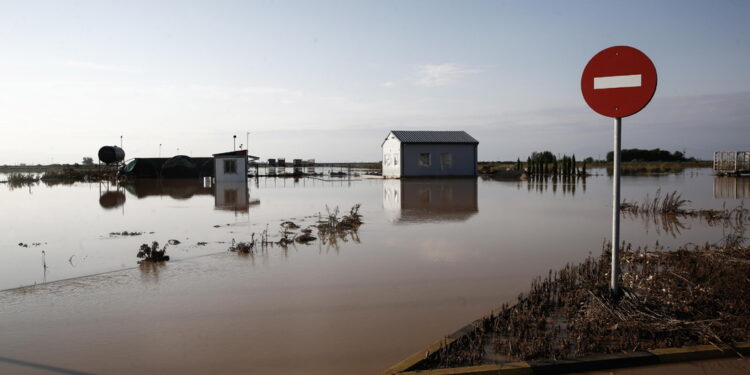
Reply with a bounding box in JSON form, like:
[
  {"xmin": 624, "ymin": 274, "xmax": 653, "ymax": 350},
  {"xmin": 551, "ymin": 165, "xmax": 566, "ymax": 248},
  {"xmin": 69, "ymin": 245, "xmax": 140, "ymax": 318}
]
[{"xmin": 415, "ymin": 236, "xmax": 750, "ymax": 369}]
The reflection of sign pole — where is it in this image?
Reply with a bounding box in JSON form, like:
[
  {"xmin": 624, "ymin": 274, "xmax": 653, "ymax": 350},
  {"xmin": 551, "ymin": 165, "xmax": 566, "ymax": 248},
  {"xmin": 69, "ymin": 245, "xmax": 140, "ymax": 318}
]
[{"xmin": 581, "ymin": 46, "xmax": 657, "ymax": 296}]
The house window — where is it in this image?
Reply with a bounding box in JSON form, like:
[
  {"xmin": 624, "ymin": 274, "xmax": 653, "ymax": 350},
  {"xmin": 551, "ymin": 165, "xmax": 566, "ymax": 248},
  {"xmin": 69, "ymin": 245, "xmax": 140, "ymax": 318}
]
[
  {"xmin": 441, "ymin": 152, "xmax": 453, "ymax": 169},
  {"xmin": 418, "ymin": 153, "xmax": 431, "ymax": 167},
  {"xmin": 394, "ymin": 154, "xmax": 399, "ymax": 166},
  {"xmin": 224, "ymin": 159, "xmax": 237, "ymax": 174},
  {"xmin": 384, "ymin": 154, "xmax": 391, "ymax": 166}
]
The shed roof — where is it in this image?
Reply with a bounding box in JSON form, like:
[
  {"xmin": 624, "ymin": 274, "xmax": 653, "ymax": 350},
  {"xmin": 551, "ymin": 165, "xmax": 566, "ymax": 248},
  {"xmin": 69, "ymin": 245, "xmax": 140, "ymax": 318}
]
[
  {"xmin": 213, "ymin": 150, "xmax": 248, "ymax": 157},
  {"xmin": 387, "ymin": 130, "xmax": 478, "ymax": 145}
]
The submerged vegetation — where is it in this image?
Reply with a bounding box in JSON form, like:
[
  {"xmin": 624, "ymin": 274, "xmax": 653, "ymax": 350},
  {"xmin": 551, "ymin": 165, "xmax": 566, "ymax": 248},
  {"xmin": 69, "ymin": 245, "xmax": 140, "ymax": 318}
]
[
  {"xmin": 7, "ymin": 173, "xmax": 39, "ymax": 183},
  {"xmin": 229, "ymin": 237, "xmax": 256, "ymax": 253},
  {"xmin": 315, "ymin": 204, "xmax": 363, "ymax": 247},
  {"xmin": 3, "ymin": 166, "xmax": 116, "ymax": 187},
  {"xmin": 622, "ymin": 189, "xmax": 748, "ymax": 228},
  {"xmin": 620, "ymin": 190, "xmax": 748, "ymax": 240},
  {"xmin": 621, "ymin": 189, "xmax": 690, "ymax": 215},
  {"xmin": 5, "ymin": 173, "xmax": 41, "ymax": 189},
  {"xmin": 415, "ymin": 236, "xmax": 750, "ymax": 370},
  {"xmin": 137, "ymin": 241, "xmax": 170, "ymax": 262},
  {"xmin": 110, "ymin": 231, "xmax": 143, "ymax": 236},
  {"xmin": 40, "ymin": 167, "xmax": 114, "ymax": 182},
  {"xmin": 228, "ymin": 204, "xmax": 363, "ymax": 254}
]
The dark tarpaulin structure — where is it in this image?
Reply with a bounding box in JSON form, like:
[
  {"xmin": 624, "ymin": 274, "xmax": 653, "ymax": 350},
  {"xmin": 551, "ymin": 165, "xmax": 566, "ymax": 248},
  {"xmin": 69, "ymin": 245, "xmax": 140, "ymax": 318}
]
[{"xmin": 120, "ymin": 156, "xmax": 214, "ymax": 179}]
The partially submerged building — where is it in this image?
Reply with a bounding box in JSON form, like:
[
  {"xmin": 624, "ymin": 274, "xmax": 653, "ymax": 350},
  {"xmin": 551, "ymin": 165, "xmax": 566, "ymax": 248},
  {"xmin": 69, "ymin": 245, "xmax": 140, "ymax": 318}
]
[
  {"xmin": 381, "ymin": 130, "xmax": 479, "ymax": 178},
  {"xmin": 213, "ymin": 150, "xmax": 248, "ymax": 182},
  {"xmin": 119, "ymin": 150, "xmax": 254, "ymax": 180},
  {"xmin": 121, "ymin": 156, "xmax": 214, "ymax": 179}
]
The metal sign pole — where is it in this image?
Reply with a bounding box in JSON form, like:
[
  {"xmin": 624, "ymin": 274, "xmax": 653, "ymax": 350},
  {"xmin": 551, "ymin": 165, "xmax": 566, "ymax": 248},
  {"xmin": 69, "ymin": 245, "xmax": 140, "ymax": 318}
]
[{"xmin": 611, "ymin": 117, "xmax": 622, "ymax": 295}]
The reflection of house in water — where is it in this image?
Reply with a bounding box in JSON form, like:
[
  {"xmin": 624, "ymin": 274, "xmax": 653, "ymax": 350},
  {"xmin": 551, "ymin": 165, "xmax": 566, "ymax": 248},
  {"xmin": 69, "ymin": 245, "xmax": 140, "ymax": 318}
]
[
  {"xmin": 383, "ymin": 179, "xmax": 478, "ymax": 223},
  {"xmin": 714, "ymin": 177, "xmax": 750, "ymax": 199},
  {"xmin": 214, "ymin": 181, "xmax": 260, "ymax": 212}
]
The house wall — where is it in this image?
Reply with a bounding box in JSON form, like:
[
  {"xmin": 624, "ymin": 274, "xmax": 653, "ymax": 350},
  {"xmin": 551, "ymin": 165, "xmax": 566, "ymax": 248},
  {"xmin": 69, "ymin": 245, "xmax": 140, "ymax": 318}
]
[
  {"xmin": 401, "ymin": 143, "xmax": 477, "ymax": 177},
  {"xmin": 214, "ymin": 156, "xmax": 247, "ymax": 182},
  {"xmin": 382, "ymin": 134, "xmax": 402, "ymax": 178}
]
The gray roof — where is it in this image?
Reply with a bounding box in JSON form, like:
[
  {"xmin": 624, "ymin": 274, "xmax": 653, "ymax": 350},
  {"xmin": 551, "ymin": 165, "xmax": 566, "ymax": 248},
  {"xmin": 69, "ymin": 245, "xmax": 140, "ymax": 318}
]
[{"xmin": 388, "ymin": 130, "xmax": 478, "ymax": 144}]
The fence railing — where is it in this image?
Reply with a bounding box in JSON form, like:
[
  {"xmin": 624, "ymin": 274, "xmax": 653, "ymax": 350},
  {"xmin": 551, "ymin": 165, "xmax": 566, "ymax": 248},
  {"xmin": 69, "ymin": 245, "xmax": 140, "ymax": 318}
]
[{"xmin": 714, "ymin": 151, "xmax": 750, "ymax": 174}]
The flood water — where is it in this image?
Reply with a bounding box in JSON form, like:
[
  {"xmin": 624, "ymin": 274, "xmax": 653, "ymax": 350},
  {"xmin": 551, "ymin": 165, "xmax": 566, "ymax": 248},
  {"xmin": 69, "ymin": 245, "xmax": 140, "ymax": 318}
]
[{"xmin": 0, "ymin": 169, "xmax": 747, "ymax": 374}]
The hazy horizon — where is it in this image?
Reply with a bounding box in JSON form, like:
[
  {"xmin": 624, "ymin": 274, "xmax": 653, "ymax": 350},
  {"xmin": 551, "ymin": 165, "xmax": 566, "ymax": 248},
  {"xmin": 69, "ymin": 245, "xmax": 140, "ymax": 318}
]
[{"xmin": 1, "ymin": 1, "xmax": 749, "ymax": 164}]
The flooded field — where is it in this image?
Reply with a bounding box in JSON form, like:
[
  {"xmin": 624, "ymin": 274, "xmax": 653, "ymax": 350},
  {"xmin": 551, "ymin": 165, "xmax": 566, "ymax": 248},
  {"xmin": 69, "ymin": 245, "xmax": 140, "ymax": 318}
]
[{"xmin": 0, "ymin": 169, "xmax": 748, "ymax": 374}]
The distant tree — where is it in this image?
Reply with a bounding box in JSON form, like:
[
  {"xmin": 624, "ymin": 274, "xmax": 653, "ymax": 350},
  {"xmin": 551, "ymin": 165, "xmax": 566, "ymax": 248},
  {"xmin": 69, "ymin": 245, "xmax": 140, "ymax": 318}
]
[
  {"xmin": 560, "ymin": 156, "xmax": 566, "ymax": 176},
  {"xmin": 82, "ymin": 157, "xmax": 94, "ymax": 166},
  {"xmin": 572, "ymin": 154, "xmax": 577, "ymax": 175},
  {"xmin": 530, "ymin": 151, "xmax": 556, "ymax": 164},
  {"xmin": 526, "ymin": 157, "xmax": 531, "ymax": 173}
]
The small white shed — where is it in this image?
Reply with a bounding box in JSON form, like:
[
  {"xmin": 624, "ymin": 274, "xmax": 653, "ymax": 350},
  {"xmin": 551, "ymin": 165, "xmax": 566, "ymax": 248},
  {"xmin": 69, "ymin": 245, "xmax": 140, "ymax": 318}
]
[
  {"xmin": 381, "ymin": 131, "xmax": 479, "ymax": 178},
  {"xmin": 213, "ymin": 150, "xmax": 248, "ymax": 182}
]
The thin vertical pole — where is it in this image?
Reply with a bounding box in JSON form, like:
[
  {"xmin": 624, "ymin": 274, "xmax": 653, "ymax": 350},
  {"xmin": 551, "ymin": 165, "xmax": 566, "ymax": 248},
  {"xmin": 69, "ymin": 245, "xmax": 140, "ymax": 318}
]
[{"xmin": 611, "ymin": 117, "xmax": 622, "ymax": 295}]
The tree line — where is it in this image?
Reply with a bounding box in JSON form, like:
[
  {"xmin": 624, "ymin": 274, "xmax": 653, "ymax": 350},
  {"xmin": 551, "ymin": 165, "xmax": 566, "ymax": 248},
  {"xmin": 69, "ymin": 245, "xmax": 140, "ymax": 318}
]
[
  {"xmin": 518, "ymin": 151, "xmax": 587, "ymax": 177},
  {"xmin": 605, "ymin": 148, "xmax": 692, "ymax": 162}
]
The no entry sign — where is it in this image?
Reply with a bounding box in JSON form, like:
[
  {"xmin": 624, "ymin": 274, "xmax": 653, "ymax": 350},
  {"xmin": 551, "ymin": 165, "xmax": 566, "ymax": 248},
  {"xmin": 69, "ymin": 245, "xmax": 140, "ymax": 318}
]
[
  {"xmin": 581, "ymin": 46, "xmax": 657, "ymax": 118},
  {"xmin": 581, "ymin": 46, "xmax": 658, "ymax": 296}
]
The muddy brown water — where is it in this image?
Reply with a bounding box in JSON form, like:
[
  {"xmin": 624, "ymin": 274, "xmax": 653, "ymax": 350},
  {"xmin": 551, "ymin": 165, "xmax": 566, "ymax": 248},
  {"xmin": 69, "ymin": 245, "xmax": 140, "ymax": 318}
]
[{"xmin": 0, "ymin": 170, "xmax": 747, "ymax": 374}]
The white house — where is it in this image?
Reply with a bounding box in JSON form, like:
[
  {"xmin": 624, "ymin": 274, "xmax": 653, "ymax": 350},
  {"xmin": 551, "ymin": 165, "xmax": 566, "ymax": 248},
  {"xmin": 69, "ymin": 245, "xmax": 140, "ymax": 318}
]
[
  {"xmin": 213, "ymin": 150, "xmax": 248, "ymax": 182},
  {"xmin": 381, "ymin": 130, "xmax": 479, "ymax": 178}
]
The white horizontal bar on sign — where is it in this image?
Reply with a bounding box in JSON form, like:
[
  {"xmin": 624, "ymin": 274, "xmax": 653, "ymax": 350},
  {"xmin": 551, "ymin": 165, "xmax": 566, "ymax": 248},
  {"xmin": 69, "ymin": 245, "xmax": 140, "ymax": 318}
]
[{"xmin": 594, "ymin": 74, "xmax": 642, "ymax": 89}]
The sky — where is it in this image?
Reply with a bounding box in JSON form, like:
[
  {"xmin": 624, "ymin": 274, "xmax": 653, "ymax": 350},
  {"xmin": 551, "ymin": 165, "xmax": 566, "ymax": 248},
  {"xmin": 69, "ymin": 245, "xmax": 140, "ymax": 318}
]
[{"xmin": 0, "ymin": 0, "xmax": 749, "ymax": 164}]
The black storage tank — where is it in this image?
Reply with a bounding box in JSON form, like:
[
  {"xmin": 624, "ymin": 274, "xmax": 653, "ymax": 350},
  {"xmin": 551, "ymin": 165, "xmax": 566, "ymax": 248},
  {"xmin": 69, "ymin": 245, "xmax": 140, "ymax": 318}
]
[{"xmin": 98, "ymin": 146, "xmax": 125, "ymax": 165}]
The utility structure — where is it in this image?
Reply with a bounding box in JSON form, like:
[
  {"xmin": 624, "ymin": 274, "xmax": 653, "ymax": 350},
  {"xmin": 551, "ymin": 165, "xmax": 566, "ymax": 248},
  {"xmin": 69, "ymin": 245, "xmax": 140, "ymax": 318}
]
[
  {"xmin": 581, "ymin": 46, "xmax": 657, "ymax": 296},
  {"xmin": 214, "ymin": 150, "xmax": 248, "ymax": 182},
  {"xmin": 714, "ymin": 151, "xmax": 750, "ymax": 176}
]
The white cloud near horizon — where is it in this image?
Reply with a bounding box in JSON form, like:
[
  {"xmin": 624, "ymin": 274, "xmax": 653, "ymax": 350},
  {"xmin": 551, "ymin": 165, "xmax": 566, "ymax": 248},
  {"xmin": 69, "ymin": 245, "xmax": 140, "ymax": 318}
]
[
  {"xmin": 0, "ymin": 72, "xmax": 747, "ymax": 164},
  {"xmin": 416, "ymin": 63, "xmax": 480, "ymax": 87},
  {"xmin": 65, "ymin": 60, "xmax": 142, "ymax": 74}
]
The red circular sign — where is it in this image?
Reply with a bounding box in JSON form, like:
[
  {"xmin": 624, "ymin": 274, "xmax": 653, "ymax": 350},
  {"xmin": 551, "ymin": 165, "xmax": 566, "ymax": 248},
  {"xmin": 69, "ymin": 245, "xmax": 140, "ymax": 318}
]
[{"xmin": 581, "ymin": 46, "xmax": 657, "ymax": 118}]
